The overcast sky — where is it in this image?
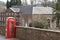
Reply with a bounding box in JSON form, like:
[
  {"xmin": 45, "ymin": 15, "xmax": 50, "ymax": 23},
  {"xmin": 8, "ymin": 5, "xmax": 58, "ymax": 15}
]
[
  {"xmin": 0, "ymin": 0, "xmax": 54, "ymax": 4},
  {"xmin": 0, "ymin": 0, "xmax": 12, "ymax": 4},
  {"xmin": 0, "ymin": 0, "xmax": 7, "ymax": 3}
]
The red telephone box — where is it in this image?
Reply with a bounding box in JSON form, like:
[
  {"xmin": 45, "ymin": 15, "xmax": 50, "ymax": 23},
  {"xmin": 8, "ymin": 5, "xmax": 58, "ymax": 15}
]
[{"xmin": 5, "ymin": 17, "xmax": 16, "ymax": 38}]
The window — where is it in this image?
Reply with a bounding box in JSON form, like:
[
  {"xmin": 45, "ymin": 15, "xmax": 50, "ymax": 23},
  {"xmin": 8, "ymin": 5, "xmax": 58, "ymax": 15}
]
[
  {"xmin": 10, "ymin": 22, "xmax": 14, "ymax": 36},
  {"xmin": 14, "ymin": 13, "xmax": 20, "ymax": 26},
  {"xmin": 15, "ymin": 16, "xmax": 20, "ymax": 26},
  {"xmin": 56, "ymin": 19, "xmax": 60, "ymax": 27},
  {"xmin": 47, "ymin": 19, "xmax": 50, "ymax": 28}
]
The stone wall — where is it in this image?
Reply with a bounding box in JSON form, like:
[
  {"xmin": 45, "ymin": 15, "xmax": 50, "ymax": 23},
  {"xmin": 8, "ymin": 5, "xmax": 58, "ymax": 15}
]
[
  {"xmin": 16, "ymin": 26, "xmax": 60, "ymax": 40},
  {"xmin": 32, "ymin": 14, "xmax": 56, "ymax": 29}
]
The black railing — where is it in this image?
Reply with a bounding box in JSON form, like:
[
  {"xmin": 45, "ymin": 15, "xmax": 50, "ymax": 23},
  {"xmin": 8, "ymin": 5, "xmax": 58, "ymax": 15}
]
[{"xmin": 0, "ymin": 12, "xmax": 21, "ymax": 27}]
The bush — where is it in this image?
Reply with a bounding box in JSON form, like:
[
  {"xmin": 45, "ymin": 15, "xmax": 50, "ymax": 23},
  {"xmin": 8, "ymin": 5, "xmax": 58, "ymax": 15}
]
[
  {"xmin": 29, "ymin": 21, "xmax": 48, "ymax": 29},
  {"xmin": 29, "ymin": 22, "xmax": 32, "ymax": 27}
]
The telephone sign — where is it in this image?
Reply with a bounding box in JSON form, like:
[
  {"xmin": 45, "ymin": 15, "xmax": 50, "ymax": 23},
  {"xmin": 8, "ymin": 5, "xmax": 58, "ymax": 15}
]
[{"xmin": 5, "ymin": 17, "xmax": 16, "ymax": 38}]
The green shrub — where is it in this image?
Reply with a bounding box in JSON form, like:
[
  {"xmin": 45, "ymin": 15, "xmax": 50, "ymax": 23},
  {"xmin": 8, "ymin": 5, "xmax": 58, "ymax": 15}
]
[
  {"xmin": 29, "ymin": 21, "xmax": 48, "ymax": 29},
  {"xmin": 29, "ymin": 22, "xmax": 32, "ymax": 27}
]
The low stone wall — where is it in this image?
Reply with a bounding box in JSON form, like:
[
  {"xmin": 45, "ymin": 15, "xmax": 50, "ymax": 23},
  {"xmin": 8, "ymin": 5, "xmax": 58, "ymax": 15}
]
[
  {"xmin": 16, "ymin": 26, "xmax": 60, "ymax": 40},
  {"xmin": 0, "ymin": 26, "xmax": 5, "ymax": 35}
]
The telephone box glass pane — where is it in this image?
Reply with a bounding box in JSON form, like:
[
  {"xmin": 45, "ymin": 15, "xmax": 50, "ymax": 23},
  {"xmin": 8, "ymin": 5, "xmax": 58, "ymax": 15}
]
[{"xmin": 10, "ymin": 22, "xmax": 14, "ymax": 36}]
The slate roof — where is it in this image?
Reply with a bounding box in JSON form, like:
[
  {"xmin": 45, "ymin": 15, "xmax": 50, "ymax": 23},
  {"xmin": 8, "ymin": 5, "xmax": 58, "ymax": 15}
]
[
  {"xmin": 10, "ymin": 6, "xmax": 53, "ymax": 15},
  {"xmin": 11, "ymin": 5, "xmax": 33, "ymax": 14},
  {"xmin": 32, "ymin": 7, "xmax": 53, "ymax": 14},
  {"xmin": 20, "ymin": 5, "xmax": 33, "ymax": 14}
]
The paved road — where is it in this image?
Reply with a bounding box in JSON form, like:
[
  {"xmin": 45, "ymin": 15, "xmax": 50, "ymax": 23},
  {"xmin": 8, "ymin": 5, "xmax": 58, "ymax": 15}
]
[{"xmin": 0, "ymin": 35, "xmax": 19, "ymax": 40}]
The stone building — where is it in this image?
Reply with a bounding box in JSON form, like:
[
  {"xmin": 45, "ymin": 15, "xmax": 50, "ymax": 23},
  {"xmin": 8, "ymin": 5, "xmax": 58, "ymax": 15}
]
[
  {"xmin": 10, "ymin": 6, "xmax": 57, "ymax": 29},
  {"xmin": 8, "ymin": 5, "xmax": 32, "ymax": 26},
  {"xmin": 0, "ymin": 7, "xmax": 21, "ymax": 26},
  {"xmin": 32, "ymin": 7, "xmax": 56, "ymax": 29}
]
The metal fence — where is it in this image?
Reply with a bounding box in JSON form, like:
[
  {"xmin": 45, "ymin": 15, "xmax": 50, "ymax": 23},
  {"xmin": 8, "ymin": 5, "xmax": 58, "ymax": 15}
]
[{"xmin": 0, "ymin": 12, "xmax": 21, "ymax": 27}]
